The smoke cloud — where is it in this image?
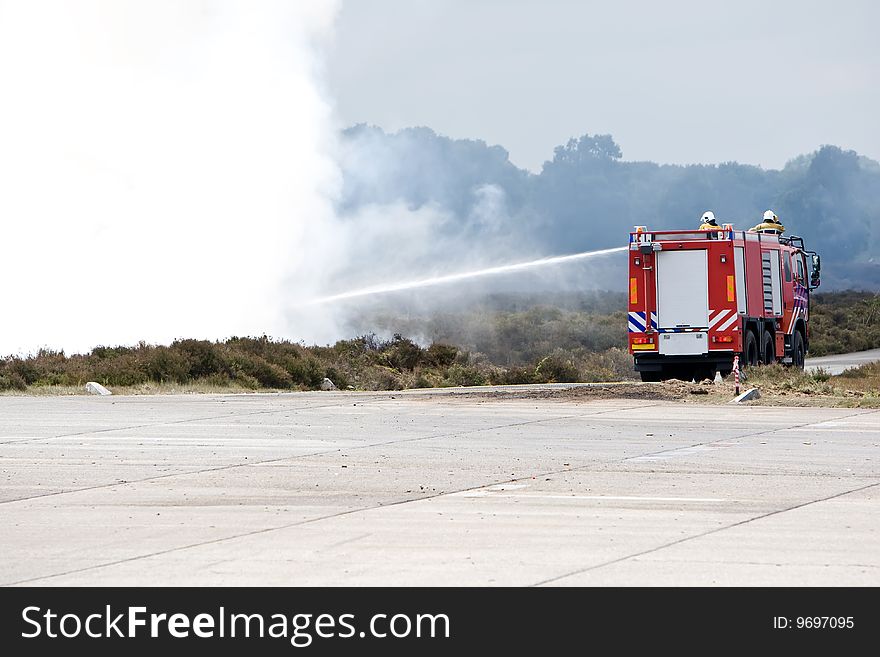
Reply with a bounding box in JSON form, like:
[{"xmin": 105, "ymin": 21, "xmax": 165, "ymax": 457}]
[
  {"xmin": 0, "ymin": 0, "xmax": 340, "ymax": 355},
  {"xmin": 0, "ymin": 1, "xmax": 622, "ymax": 356}
]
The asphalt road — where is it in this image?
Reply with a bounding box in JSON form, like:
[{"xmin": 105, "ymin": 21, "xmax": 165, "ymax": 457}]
[
  {"xmin": 805, "ymin": 348, "xmax": 880, "ymax": 376},
  {"xmin": 1, "ymin": 390, "xmax": 877, "ymax": 586}
]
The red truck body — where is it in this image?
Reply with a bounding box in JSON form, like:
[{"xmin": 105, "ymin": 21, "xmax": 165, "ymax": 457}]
[{"xmin": 627, "ymin": 226, "xmax": 820, "ymax": 381}]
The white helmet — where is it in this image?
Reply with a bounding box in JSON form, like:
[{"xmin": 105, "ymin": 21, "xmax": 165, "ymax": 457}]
[
  {"xmin": 701, "ymin": 211, "xmax": 716, "ymax": 223},
  {"xmin": 763, "ymin": 209, "xmax": 778, "ymax": 222}
]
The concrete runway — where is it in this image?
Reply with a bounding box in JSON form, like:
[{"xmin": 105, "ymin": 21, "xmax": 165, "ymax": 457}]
[{"xmin": 1, "ymin": 390, "xmax": 878, "ymax": 586}]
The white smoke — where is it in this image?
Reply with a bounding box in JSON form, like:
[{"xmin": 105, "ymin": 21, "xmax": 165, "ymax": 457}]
[
  {"xmin": 0, "ymin": 1, "xmax": 621, "ymax": 356},
  {"xmin": 0, "ymin": 0, "xmax": 340, "ymax": 355}
]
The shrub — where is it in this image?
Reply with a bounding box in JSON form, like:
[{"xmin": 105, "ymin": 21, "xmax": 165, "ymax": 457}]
[
  {"xmin": 324, "ymin": 366, "xmax": 350, "ymax": 390},
  {"xmin": 6, "ymin": 358, "xmax": 39, "ymax": 385},
  {"xmin": 90, "ymin": 345, "xmax": 135, "ymax": 359},
  {"xmin": 425, "ymin": 343, "xmax": 458, "ymax": 367},
  {"xmin": 412, "ymin": 370, "xmax": 433, "ymax": 388},
  {"xmin": 172, "ymin": 339, "xmax": 225, "ymax": 378},
  {"xmin": 809, "ymin": 292, "xmax": 880, "ymax": 356},
  {"xmin": 379, "ymin": 334, "xmax": 424, "ymax": 371},
  {"xmin": 576, "ymin": 348, "xmax": 637, "ymax": 382},
  {"xmin": 444, "ymin": 364, "xmax": 486, "ymax": 387},
  {"xmin": 810, "ymin": 367, "xmax": 831, "ymax": 382},
  {"xmin": 496, "ymin": 366, "xmax": 536, "ymax": 385},
  {"xmin": 0, "ymin": 372, "xmax": 27, "ymax": 391},
  {"xmin": 534, "ymin": 354, "xmax": 579, "ymax": 383},
  {"xmin": 359, "ymin": 368, "xmax": 404, "ymax": 390},
  {"xmin": 146, "ymin": 347, "xmax": 190, "ymax": 383},
  {"xmin": 92, "ymin": 354, "xmax": 149, "ymax": 386},
  {"xmin": 229, "ymin": 371, "xmax": 260, "ymax": 389},
  {"xmin": 287, "ymin": 356, "xmax": 324, "ymax": 388},
  {"xmin": 227, "ymin": 353, "xmax": 292, "ymax": 389}
]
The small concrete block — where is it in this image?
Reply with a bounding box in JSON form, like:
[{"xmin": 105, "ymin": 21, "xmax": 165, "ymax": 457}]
[
  {"xmin": 85, "ymin": 381, "xmax": 112, "ymax": 396},
  {"xmin": 729, "ymin": 387, "xmax": 760, "ymax": 403}
]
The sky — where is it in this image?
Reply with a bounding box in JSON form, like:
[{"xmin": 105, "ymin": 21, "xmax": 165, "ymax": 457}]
[{"xmin": 327, "ymin": 0, "xmax": 880, "ymax": 171}]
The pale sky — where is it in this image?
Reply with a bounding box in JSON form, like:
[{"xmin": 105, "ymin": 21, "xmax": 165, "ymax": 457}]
[{"xmin": 327, "ymin": 0, "xmax": 880, "ymax": 171}]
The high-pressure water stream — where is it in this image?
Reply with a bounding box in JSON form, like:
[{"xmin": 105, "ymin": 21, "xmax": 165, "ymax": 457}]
[{"xmin": 309, "ymin": 245, "xmax": 627, "ymax": 304}]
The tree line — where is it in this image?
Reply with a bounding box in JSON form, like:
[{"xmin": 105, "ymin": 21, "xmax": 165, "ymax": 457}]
[{"xmin": 339, "ymin": 125, "xmax": 880, "ymax": 289}]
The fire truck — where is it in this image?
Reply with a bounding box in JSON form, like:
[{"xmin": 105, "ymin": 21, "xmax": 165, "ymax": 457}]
[{"xmin": 628, "ymin": 225, "xmax": 821, "ymax": 382}]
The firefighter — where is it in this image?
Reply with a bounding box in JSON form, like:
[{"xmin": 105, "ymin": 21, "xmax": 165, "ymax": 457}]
[
  {"xmin": 750, "ymin": 209, "xmax": 785, "ymax": 234},
  {"xmin": 699, "ymin": 211, "xmax": 719, "ymax": 230}
]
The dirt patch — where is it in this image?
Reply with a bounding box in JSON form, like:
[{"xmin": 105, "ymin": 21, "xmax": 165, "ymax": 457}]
[
  {"xmin": 418, "ymin": 375, "xmax": 880, "ymax": 408},
  {"xmin": 431, "ymin": 379, "xmax": 731, "ymax": 404}
]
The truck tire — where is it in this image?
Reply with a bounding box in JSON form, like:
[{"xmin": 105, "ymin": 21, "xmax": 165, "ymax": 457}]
[
  {"xmin": 762, "ymin": 331, "xmax": 775, "ymax": 365},
  {"xmin": 791, "ymin": 331, "xmax": 806, "ymax": 370},
  {"xmin": 640, "ymin": 370, "xmax": 664, "ymax": 382},
  {"xmin": 744, "ymin": 330, "xmax": 759, "ymax": 367}
]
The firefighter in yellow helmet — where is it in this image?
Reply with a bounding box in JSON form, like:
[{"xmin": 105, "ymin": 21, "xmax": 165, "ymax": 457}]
[
  {"xmin": 750, "ymin": 210, "xmax": 785, "ymax": 234},
  {"xmin": 699, "ymin": 210, "xmax": 719, "ymax": 231}
]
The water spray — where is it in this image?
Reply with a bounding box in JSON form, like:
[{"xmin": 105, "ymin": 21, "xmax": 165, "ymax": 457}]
[{"xmin": 309, "ymin": 246, "xmax": 627, "ymax": 305}]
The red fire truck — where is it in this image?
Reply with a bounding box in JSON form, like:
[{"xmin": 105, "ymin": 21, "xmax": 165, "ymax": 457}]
[{"xmin": 628, "ymin": 225, "xmax": 821, "ymax": 381}]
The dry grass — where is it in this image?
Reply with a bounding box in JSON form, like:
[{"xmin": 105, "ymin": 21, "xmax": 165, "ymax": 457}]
[
  {"xmin": 1, "ymin": 381, "xmax": 264, "ymax": 397},
  {"xmin": 740, "ymin": 363, "xmax": 880, "ymax": 407}
]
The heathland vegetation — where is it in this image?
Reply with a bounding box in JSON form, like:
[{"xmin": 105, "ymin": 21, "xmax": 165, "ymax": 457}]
[{"xmin": 1, "ymin": 291, "xmax": 877, "ymax": 393}]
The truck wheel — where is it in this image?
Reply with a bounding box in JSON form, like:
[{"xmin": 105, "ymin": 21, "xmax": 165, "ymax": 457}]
[
  {"xmin": 791, "ymin": 331, "xmax": 806, "ymax": 370},
  {"xmin": 762, "ymin": 331, "xmax": 775, "ymax": 365},
  {"xmin": 640, "ymin": 370, "xmax": 664, "ymax": 382},
  {"xmin": 744, "ymin": 330, "xmax": 759, "ymax": 367}
]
